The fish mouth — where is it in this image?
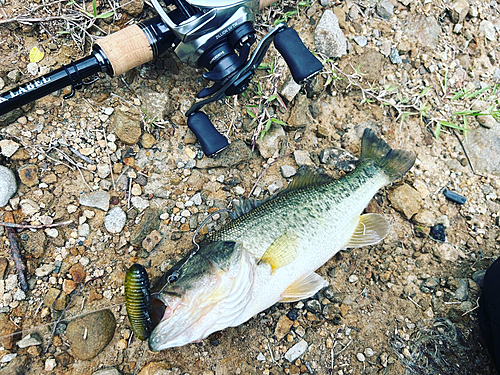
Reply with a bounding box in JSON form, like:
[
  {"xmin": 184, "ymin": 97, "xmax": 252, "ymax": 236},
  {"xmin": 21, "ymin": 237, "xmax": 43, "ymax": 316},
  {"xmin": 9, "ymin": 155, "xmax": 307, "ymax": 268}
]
[{"xmin": 148, "ymin": 250, "xmax": 256, "ymax": 351}]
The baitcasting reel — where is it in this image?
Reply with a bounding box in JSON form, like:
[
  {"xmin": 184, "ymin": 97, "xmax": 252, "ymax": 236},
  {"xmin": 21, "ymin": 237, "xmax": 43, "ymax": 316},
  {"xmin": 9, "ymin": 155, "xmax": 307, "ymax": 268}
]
[{"xmin": 0, "ymin": 0, "xmax": 323, "ymax": 155}]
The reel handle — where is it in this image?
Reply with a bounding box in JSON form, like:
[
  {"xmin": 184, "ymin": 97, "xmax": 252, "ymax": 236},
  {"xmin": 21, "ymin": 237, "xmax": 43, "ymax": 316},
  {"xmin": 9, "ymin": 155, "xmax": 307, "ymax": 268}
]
[
  {"xmin": 187, "ymin": 112, "xmax": 229, "ymax": 156},
  {"xmin": 274, "ymin": 27, "xmax": 323, "ymax": 84}
]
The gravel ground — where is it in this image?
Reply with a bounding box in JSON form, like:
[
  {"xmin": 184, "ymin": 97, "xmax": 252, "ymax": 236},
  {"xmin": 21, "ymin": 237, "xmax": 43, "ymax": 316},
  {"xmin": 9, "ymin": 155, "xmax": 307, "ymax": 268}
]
[{"xmin": 0, "ymin": 0, "xmax": 500, "ymax": 374}]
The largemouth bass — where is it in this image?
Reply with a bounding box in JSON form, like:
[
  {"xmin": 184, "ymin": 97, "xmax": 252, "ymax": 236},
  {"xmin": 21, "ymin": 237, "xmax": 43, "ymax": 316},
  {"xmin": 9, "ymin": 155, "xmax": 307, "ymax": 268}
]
[{"xmin": 127, "ymin": 128, "xmax": 416, "ymax": 351}]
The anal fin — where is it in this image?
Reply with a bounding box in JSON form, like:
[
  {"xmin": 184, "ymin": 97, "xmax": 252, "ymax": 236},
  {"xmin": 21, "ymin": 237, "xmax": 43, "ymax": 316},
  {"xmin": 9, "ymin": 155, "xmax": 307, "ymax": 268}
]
[
  {"xmin": 346, "ymin": 213, "xmax": 390, "ymax": 248},
  {"xmin": 260, "ymin": 231, "xmax": 299, "ymax": 272},
  {"xmin": 280, "ymin": 272, "xmax": 329, "ymax": 303}
]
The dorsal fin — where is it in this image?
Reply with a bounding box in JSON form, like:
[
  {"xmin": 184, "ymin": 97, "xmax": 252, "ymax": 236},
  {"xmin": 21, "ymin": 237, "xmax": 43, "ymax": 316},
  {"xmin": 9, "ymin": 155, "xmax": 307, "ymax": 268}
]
[
  {"xmin": 232, "ymin": 198, "xmax": 264, "ymax": 218},
  {"xmin": 284, "ymin": 166, "xmax": 334, "ymax": 192},
  {"xmin": 231, "ymin": 167, "xmax": 333, "ymax": 219}
]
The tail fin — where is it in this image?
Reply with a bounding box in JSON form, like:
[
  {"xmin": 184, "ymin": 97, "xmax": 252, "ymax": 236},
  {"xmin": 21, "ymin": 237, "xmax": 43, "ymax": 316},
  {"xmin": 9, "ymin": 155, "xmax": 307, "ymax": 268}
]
[{"xmin": 360, "ymin": 128, "xmax": 416, "ymax": 182}]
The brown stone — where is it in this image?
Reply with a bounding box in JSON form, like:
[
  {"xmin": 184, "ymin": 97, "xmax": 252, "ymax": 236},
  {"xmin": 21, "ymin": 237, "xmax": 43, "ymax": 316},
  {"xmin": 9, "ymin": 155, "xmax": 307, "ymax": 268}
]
[
  {"xmin": 139, "ymin": 362, "xmax": 173, "ymax": 375},
  {"xmin": 0, "ymin": 313, "xmax": 19, "ymax": 349},
  {"xmin": 0, "ymin": 258, "xmax": 8, "ymax": 279},
  {"xmin": 17, "ymin": 164, "xmax": 39, "ymax": 187},
  {"xmin": 62, "ymin": 279, "xmax": 77, "ymax": 294},
  {"xmin": 44, "ymin": 288, "xmax": 68, "ymax": 311},
  {"xmin": 66, "ymin": 309, "xmax": 116, "ymax": 361},
  {"xmin": 69, "ymin": 263, "xmax": 86, "ymax": 283},
  {"xmin": 88, "ymin": 290, "xmax": 103, "ymax": 303},
  {"xmin": 142, "ymin": 230, "xmax": 162, "ymax": 252},
  {"xmin": 10, "ymin": 148, "xmax": 30, "ymax": 161},
  {"xmin": 275, "ymin": 315, "xmax": 294, "ymax": 341}
]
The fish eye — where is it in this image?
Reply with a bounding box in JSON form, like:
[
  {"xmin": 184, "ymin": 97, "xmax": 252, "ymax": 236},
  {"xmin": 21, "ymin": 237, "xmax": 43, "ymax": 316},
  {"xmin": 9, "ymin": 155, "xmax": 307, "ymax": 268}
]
[{"xmin": 167, "ymin": 270, "xmax": 180, "ymax": 283}]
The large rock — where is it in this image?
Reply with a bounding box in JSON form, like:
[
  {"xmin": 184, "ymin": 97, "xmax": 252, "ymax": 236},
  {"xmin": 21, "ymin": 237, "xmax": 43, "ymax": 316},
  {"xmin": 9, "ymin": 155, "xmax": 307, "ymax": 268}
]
[
  {"xmin": 66, "ymin": 309, "xmax": 116, "ymax": 360},
  {"xmin": 112, "ymin": 109, "xmax": 142, "ymax": 145},
  {"xmin": 388, "ymin": 184, "xmax": 421, "ymax": 219},
  {"xmin": 403, "ymin": 15, "xmax": 441, "ymax": 48},
  {"xmin": 256, "ymin": 123, "xmax": 286, "ymax": 158},
  {"xmin": 0, "ymin": 354, "xmax": 28, "ymax": 375},
  {"xmin": 79, "ymin": 190, "xmax": 110, "ymax": 211},
  {"xmin": 130, "ymin": 207, "xmax": 160, "ymax": 246},
  {"xmin": 314, "ymin": 10, "xmax": 347, "ymax": 58},
  {"xmin": 0, "ymin": 166, "xmax": 17, "ymax": 207},
  {"xmin": 196, "ymin": 140, "xmax": 255, "ymax": 168},
  {"xmin": 464, "ymin": 123, "xmax": 500, "ymax": 176}
]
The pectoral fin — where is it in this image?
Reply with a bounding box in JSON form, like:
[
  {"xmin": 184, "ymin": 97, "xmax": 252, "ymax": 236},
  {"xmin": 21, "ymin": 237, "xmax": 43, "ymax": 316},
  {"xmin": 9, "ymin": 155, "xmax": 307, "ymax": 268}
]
[
  {"xmin": 346, "ymin": 213, "xmax": 390, "ymax": 248},
  {"xmin": 260, "ymin": 231, "xmax": 299, "ymax": 272},
  {"xmin": 280, "ymin": 272, "xmax": 329, "ymax": 303}
]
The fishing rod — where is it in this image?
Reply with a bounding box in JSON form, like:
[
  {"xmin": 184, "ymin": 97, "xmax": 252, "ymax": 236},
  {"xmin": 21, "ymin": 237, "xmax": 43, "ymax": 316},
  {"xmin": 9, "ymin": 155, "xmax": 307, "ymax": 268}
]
[{"xmin": 0, "ymin": 0, "xmax": 323, "ymax": 156}]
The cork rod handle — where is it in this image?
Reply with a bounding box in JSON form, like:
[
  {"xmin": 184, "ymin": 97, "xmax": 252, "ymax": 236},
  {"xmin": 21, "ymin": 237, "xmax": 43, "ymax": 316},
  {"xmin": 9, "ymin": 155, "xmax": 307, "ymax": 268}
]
[{"xmin": 96, "ymin": 0, "xmax": 277, "ymax": 76}]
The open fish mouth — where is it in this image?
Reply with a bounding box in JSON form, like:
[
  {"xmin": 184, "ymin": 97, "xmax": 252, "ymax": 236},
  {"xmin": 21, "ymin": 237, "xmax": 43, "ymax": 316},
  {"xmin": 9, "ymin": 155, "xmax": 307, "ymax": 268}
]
[{"xmin": 125, "ymin": 242, "xmax": 255, "ymax": 351}]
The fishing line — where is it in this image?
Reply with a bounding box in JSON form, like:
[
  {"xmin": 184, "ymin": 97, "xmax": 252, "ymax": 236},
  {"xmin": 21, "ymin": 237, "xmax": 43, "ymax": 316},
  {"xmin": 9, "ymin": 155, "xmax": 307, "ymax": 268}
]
[
  {"xmin": 156, "ymin": 208, "xmax": 237, "ymax": 294},
  {"xmin": 0, "ymin": 302, "xmax": 125, "ymax": 340}
]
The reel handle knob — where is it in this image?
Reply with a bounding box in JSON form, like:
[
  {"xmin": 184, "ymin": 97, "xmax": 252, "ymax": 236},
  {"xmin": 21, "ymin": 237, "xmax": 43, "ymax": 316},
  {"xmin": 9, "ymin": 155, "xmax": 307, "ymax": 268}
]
[
  {"xmin": 187, "ymin": 112, "xmax": 229, "ymax": 156},
  {"xmin": 274, "ymin": 27, "xmax": 323, "ymax": 84}
]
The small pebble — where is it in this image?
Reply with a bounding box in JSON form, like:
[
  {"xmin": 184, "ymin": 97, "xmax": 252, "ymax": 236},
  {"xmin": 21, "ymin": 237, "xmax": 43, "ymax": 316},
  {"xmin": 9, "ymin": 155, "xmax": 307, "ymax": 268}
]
[
  {"xmin": 349, "ymin": 275, "xmax": 359, "ymax": 283},
  {"xmin": 17, "ymin": 333, "xmax": 43, "ymax": 348},
  {"xmin": 364, "ymin": 347, "xmax": 374, "ymax": 357},
  {"xmin": 284, "ymin": 339, "xmax": 308, "ymax": 362},
  {"xmin": 0, "ymin": 353, "xmax": 17, "ymax": 363},
  {"xmin": 357, "ymin": 353, "xmax": 366, "ymax": 362},
  {"xmin": 443, "ymin": 189, "xmax": 466, "ymax": 204},
  {"xmin": 104, "ymin": 207, "xmax": 127, "ymax": 233}
]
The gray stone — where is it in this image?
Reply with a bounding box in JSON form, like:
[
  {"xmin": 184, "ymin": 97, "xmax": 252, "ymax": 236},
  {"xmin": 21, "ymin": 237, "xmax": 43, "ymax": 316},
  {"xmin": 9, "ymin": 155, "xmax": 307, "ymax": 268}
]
[
  {"xmin": 191, "ymin": 192, "xmax": 202, "ymax": 205},
  {"xmin": 17, "ymin": 333, "xmax": 43, "ymax": 348},
  {"xmin": 280, "ymin": 75, "xmax": 302, "ymax": 102},
  {"xmin": 353, "ymin": 36, "xmax": 367, "ymax": 47},
  {"xmin": 66, "ymin": 309, "xmax": 116, "ymax": 360},
  {"xmin": 92, "ymin": 368, "xmax": 121, "ymax": 375},
  {"xmin": 319, "ymin": 0, "xmax": 329, "ymax": 6},
  {"xmin": 448, "ymin": 0, "xmax": 469, "ymax": 24},
  {"xmin": 389, "ymin": 48, "xmax": 402, "ymax": 64},
  {"xmin": 0, "ymin": 108, "xmax": 23, "ymax": 128},
  {"xmin": 78, "ymin": 223, "xmax": 90, "ymax": 238},
  {"xmin": 314, "ymin": 10, "xmax": 347, "ymax": 59},
  {"xmin": 0, "ymin": 166, "xmax": 17, "ymax": 207},
  {"xmin": 268, "ymin": 180, "xmax": 284, "ymax": 195},
  {"xmin": 0, "ymin": 355, "xmax": 28, "ymax": 375},
  {"xmin": 320, "ymin": 148, "xmax": 356, "ymax": 172},
  {"xmin": 455, "ymin": 278, "xmax": 468, "ymax": 301},
  {"xmin": 7, "ymin": 70, "xmax": 21, "ymax": 83},
  {"xmin": 196, "ymin": 140, "xmax": 255, "ymax": 169},
  {"xmin": 0, "ymin": 77, "xmax": 4, "ymax": 90},
  {"xmin": 130, "ymin": 208, "xmax": 160, "ymax": 246},
  {"xmin": 35, "ymin": 264, "xmax": 55, "ymax": 277},
  {"xmin": 420, "ymin": 277, "xmax": 440, "ymax": 293},
  {"xmin": 493, "ymin": 67, "xmax": 500, "ymax": 81},
  {"xmin": 480, "ymin": 20, "xmax": 496, "ymax": 41},
  {"xmin": 294, "ymin": 150, "xmax": 313, "ymax": 166},
  {"xmin": 131, "ymin": 196, "xmax": 149, "ymax": 211},
  {"xmin": 280, "ymin": 165, "xmax": 297, "ymax": 178},
  {"xmin": 104, "ymin": 207, "xmax": 127, "ymax": 234},
  {"xmin": 0, "ymin": 139, "xmax": 20, "ymax": 157},
  {"xmin": 404, "ymin": 15, "xmax": 441, "ymax": 48},
  {"xmin": 472, "ymin": 270, "xmax": 486, "ymax": 288},
  {"xmin": 464, "ymin": 123, "xmax": 500, "ymax": 176},
  {"xmin": 256, "ymin": 123, "xmax": 286, "ymax": 159},
  {"xmin": 0, "ymin": 353, "xmax": 16, "ymax": 363},
  {"xmin": 376, "ymin": 1, "xmax": 394, "ymax": 20},
  {"xmin": 471, "ymin": 100, "xmax": 496, "ymax": 128},
  {"xmin": 79, "ymin": 191, "xmax": 110, "ymax": 211},
  {"xmin": 284, "ymin": 339, "xmax": 308, "ymax": 362}
]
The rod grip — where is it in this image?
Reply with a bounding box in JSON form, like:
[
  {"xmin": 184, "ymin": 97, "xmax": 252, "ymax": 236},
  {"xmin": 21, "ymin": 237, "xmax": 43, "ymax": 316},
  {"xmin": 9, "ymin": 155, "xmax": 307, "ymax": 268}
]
[{"xmin": 96, "ymin": 24, "xmax": 153, "ymax": 76}]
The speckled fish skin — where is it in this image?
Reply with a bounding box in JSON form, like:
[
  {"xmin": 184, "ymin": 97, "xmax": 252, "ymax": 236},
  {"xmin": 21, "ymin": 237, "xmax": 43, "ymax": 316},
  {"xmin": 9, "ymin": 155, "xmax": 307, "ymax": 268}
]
[{"xmin": 148, "ymin": 129, "xmax": 415, "ymax": 351}]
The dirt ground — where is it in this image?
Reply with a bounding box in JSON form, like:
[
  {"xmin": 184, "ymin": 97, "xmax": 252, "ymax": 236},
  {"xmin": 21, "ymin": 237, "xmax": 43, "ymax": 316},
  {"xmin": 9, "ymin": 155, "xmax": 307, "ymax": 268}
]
[{"xmin": 0, "ymin": 0, "xmax": 500, "ymax": 374}]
